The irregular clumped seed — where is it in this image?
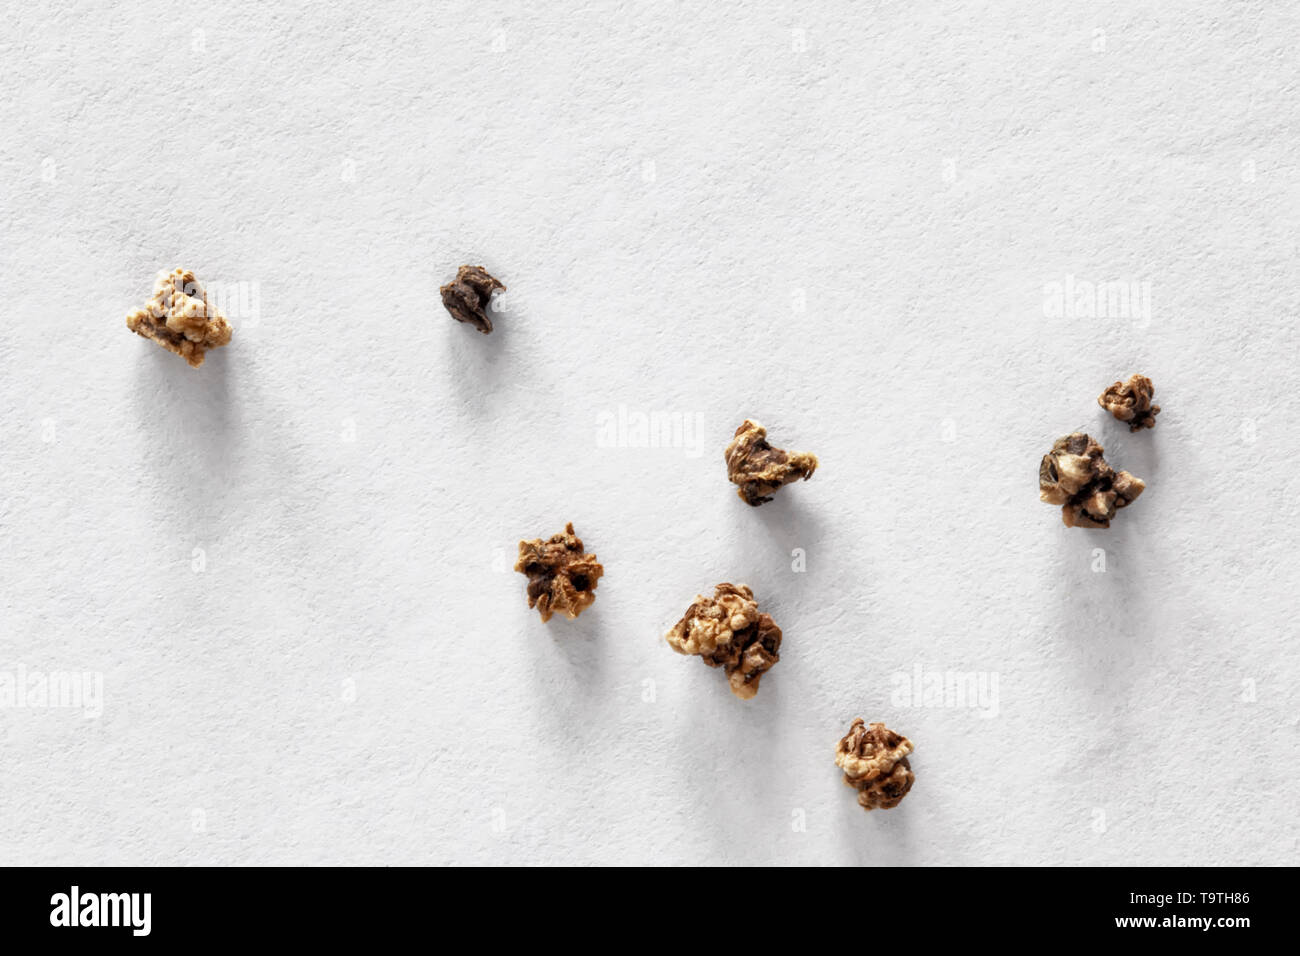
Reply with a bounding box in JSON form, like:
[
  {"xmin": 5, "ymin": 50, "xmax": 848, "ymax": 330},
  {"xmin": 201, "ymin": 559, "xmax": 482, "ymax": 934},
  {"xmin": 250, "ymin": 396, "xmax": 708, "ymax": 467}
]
[
  {"xmin": 440, "ymin": 265, "xmax": 505, "ymax": 333},
  {"xmin": 125, "ymin": 268, "xmax": 233, "ymax": 367},
  {"xmin": 835, "ymin": 719, "xmax": 915, "ymax": 811},
  {"xmin": 514, "ymin": 523, "xmax": 603, "ymax": 622},
  {"xmin": 724, "ymin": 419, "xmax": 818, "ymax": 506},
  {"xmin": 664, "ymin": 583, "xmax": 782, "ymax": 699},
  {"xmin": 1038, "ymin": 432, "xmax": 1145, "ymax": 529},
  {"xmin": 1099, "ymin": 374, "xmax": 1160, "ymax": 431}
]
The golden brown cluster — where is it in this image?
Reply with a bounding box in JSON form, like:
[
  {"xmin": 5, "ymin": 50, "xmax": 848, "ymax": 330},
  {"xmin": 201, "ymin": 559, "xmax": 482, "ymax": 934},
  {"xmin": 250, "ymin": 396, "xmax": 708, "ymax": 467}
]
[
  {"xmin": 724, "ymin": 419, "xmax": 818, "ymax": 506},
  {"xmin": 440, "ymin": 265, "xmax": 505, "ymax": 334},
  {"xmin": 1099, "ymin": 374, "xmax": 1160, "ymax": 431},
  {"xmin": 514, "ymin": 523, "xmax": 604, "ymax": 622},
  {"xmin": 835, "ymin": 719, "xmax": 915, "ymax": 811},
  {"xmin": 125, "ymin": 268, "xmax": 233, "ymax": 367},
  {"xmin": 1039, "ymin": 433, "xmax": 1145, "ymax": 529},
  {"xmin": 664, "ymin": 583, "xmax": 782, "ymax": 699}
]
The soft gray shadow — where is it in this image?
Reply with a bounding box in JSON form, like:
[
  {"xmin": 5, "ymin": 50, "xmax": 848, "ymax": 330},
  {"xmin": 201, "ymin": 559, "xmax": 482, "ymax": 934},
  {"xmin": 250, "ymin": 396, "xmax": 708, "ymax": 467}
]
[
  {"xmin": 514, "ymin": 605, "xmax": 615, "ymax": 773},
  {"xmin": 131, "ymin": 345, "xmax": 235, "ymax": 494},
  {"xmin": 519, "ymin": 599, "xmax": 611, "ymax": 728},
  {"xmin": 838, "ymin": 787, "xmax": 918, "ymax": 866},
  {"xmin": 441, "ymin": 302, "xmax": 519, "ymax": 417},
  {"xmin": 1110, "ymin": 424, "xmax": 1161, "ymax": 490},
  {"xmin": 736, "ymin": 487, "xmax": 827, "ymax": 552},
  {"xmin": 675, "ymin": 670, "xmax": 790, "ymax": 863},
  {"xmin": 549, "ymin": 603, "xmax": 608, "ymax": 671},
  {"xmin": 1040, "ymin": 523, "xmax": 1146, "ymax": 766}
]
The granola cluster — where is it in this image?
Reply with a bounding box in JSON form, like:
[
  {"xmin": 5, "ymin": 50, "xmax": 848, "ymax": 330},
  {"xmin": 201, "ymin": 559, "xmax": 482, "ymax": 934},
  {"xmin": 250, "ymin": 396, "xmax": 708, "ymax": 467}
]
[
  {"xmin": 835, "ymin": 719, "xmax": 915, "ymax": 811},
  {"xmin": 1099, "ymin": 374, "xmax": 1160, "ymax": 431},
  {"xmin": 1038, "ymin": 432, "xmax": 1145, "ymax": 529},
  {"xmin": 125, "ymin": 268, "xmax": 233, "ymax": 367},
  {"xmin": 724, "ymin": 419, "xmax": 818, "ymax": 506},
  {"xmin": 514, "ymin": 523, "xmax": 603, "ymax": 622},
  {"xmin": 440, "ymin": 265, "xmax": 505, "ymax": 334},
  {"xmin": 664, "ymin": 583, "xmax": 782, "ymax": 699}
]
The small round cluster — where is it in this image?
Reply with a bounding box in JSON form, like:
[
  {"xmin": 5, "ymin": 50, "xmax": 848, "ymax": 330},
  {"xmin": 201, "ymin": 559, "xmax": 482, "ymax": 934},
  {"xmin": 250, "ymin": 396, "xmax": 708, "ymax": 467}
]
[
  {"xmin": 1098, "ymin": 374, "xmax": 1160, "ymax": 431},
  {"xmin": 513, "ymin": 522, "xmax": 604, "ymax": 623},
  {"xmin": 1039, "ymin": 432, "xmax": 1145, "ymax": 529},
  {"xmin": 835, "ymin": 719, "xmax": 915, "ymax": 811},
  {"xmin": 125, "ymin": 268, "xmax": 233, "ymax": 368},
  {"xmin": 664, "ymin": 583, "xmax": 782, "ymax": 700},
  {"xmin": 440, "ymin": 264, "xmax": 505, "ymax": 334}
]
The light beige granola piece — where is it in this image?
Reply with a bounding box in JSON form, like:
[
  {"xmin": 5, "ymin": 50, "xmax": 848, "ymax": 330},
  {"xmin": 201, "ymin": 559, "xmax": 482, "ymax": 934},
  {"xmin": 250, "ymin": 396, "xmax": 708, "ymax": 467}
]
[
  {"xmin": 126, "ymin": 268, "xmax": 232, "ymax": 367},
  {"xmin": 664, "ymin": 582, "xmax": 782, "ymax": 699},
  {"xmin": 835, "ymin": 719, "xmax": 914, "ymax": 811}
]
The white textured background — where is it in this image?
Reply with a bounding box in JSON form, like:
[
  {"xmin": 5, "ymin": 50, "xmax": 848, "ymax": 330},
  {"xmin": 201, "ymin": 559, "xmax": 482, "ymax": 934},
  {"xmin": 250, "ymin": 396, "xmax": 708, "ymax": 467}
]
[{"xmin": 1, "ymin": 2, "xmax": 1297, "ymax": 866}]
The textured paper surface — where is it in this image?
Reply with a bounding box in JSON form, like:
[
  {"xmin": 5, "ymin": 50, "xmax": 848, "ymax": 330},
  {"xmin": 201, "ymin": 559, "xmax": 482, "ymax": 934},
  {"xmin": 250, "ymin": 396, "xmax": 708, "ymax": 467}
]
[{"xmin": 1, "ymin": 2, "xmax": 1297, "ymax": 865}]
